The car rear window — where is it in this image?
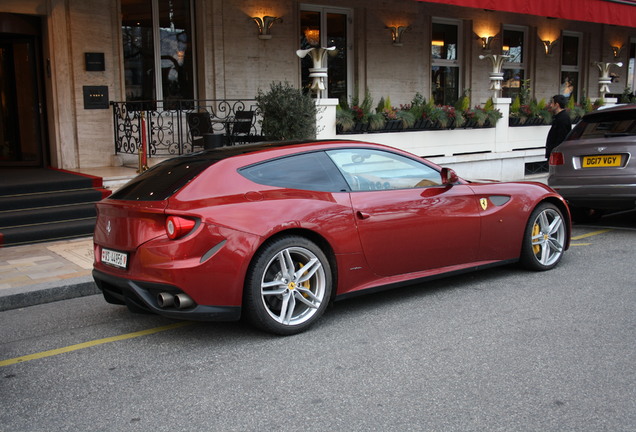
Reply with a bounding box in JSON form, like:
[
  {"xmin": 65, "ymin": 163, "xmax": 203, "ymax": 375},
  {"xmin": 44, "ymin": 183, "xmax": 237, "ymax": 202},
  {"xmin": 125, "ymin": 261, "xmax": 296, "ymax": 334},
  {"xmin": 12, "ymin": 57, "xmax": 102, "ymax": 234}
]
[
  {"xmin": 239, "ymin": 151, "xmax": 349, "ymax": 192},
  {"xmin": 109, "ymin": 157, "xmax": 212, "ymax": 201},
  {"xmin": 567, "ymin": 109, "xmax": 636, "ymax": 141}
]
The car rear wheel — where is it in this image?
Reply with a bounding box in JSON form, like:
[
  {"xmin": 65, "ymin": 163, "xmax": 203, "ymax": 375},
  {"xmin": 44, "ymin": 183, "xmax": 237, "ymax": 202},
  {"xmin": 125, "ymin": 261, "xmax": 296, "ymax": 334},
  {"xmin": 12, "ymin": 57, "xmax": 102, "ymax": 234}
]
[
  {"xmin": 244, "ymin": 236, "xmax": 332, "ymax": 335},
  {"xmin": 520, "ymin": 203, "xmax": 566, "ymax": 271}
]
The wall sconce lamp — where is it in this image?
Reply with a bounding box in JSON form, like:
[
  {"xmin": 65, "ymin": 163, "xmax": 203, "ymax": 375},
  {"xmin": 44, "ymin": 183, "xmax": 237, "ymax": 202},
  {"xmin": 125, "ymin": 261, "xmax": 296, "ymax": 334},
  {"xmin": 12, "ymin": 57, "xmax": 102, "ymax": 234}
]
[
  {"xmin": 251, "ymin": 15, "xmax": 282, "ymax": 40},
  {"xmin": 386, "ymin": 26, "xmax": 410, "ymax": 47},
  {"xmin": 542, "ymin": 40, "xmax": 557, "ymax": 56},
  {"xmin": 478, "ymin": 35, "xmax": 495, "ymax": 52},
  {"xmin": 611, "ymin": 45, "xmax": 623, "ymax": 58}
]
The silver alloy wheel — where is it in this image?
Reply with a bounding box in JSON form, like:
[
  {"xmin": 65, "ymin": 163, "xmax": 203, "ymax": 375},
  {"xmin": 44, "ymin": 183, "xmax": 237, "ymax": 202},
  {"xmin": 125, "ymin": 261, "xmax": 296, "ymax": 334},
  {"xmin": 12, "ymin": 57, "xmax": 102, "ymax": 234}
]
[
  {"xmin": 260, "ymin": 246, "xmax": 327, "ymax": 326},
  {"xmin": 530, "ymin": 207, "xmax": 566, "ymax": 266}
]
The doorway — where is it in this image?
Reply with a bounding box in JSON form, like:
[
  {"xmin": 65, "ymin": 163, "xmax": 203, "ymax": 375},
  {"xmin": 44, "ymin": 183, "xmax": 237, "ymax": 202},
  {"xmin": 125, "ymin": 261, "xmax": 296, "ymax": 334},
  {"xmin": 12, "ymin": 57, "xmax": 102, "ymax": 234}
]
[{"xmin": 0, "ymin": 13, "xmax": 47, "ymax": 167}]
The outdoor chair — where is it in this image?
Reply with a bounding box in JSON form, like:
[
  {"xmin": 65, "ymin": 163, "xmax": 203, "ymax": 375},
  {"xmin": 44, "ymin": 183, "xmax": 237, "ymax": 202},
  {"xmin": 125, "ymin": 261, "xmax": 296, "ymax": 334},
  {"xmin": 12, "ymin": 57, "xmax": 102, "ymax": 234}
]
[
  {"xmin": 186, "ymin": 112, "xmax": 213, "ymax": 149},
  {"xmin": 228, "ymin": 110, "xmax": 255, "ymax": 145}
]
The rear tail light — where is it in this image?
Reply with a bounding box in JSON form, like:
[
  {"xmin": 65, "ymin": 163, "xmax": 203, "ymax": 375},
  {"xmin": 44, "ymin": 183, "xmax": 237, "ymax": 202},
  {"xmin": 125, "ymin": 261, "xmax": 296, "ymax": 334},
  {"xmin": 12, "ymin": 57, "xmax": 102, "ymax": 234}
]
[
  {"xmin": 165, "ymin": 216, "xmax": 197, "ymax": 240},
  {"xmin": 549, "ymin": 152, "xmax": 564, "ymax": 166}
]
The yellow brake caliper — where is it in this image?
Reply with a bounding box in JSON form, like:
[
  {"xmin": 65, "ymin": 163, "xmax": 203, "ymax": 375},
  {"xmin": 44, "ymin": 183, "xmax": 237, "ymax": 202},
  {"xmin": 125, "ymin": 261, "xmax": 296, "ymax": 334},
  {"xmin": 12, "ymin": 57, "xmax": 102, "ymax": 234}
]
[
  {"xmin": 298, "ymin": 262, "xmax": 311, "ymax": 298},
  {"xmin": 532, "ymin": 223, "xmax": 541, "ymax": 254}
]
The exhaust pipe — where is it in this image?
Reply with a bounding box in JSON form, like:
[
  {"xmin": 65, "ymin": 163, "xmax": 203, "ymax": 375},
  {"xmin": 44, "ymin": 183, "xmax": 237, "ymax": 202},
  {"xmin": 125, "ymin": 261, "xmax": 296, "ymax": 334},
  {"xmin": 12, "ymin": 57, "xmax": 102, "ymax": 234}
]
[
  {"xmin": 174, "ymin": 293, "xmax": 194, "ymax": 309},
  {"xmin": 157, "ymin": 292, "xmax": 175, "ymax": 308}
]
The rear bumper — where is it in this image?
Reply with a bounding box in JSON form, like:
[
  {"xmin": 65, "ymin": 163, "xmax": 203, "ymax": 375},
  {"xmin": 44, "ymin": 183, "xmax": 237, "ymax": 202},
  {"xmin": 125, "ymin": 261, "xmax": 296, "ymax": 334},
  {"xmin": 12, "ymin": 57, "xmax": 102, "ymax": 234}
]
[
  {"xmin": 93, "ymin": 269, "xmax": 241, "ymax": 321},
  {"xmin": 548, "ymin": 183, "xmax": 636, "ymax": 209}
]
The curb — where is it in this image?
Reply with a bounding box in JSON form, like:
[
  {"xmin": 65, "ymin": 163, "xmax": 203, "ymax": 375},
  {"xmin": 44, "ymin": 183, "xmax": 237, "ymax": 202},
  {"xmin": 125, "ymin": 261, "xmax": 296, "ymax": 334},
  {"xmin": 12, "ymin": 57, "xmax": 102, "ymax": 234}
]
[{"xmin": 0, "ymin": 276, "xmax": 100, "ymax": 312}]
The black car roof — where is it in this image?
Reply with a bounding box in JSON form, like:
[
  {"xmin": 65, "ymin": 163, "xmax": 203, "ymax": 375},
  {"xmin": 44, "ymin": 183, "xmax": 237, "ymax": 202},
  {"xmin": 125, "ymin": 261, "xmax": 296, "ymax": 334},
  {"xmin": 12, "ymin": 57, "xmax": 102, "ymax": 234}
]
[
  {"xmin": 583, "ymin": 104, "xmax": 636, "ymax": 122},
  {"xmin": 109, "ymin": 140, "xmax": 363, "ymax": 201}
]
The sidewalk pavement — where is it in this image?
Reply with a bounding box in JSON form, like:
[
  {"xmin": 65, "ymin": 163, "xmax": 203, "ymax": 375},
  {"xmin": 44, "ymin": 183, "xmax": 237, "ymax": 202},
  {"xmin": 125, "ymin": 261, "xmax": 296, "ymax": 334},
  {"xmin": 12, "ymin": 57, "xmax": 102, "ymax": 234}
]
[
  {"xmin": 0, "ymin": 173, "xmax": 550, "ymax": 312},
  {"xmin": 0, "ymin": 237, "xmax": 98, "ymax": 311}
]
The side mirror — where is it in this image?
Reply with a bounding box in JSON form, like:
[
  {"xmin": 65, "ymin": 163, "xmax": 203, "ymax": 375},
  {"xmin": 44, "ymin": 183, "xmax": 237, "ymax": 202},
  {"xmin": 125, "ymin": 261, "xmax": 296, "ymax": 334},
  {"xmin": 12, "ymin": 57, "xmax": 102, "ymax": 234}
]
[{"xmin": 441, "ymin": 167, "xmax": 459, "ymax": 185}]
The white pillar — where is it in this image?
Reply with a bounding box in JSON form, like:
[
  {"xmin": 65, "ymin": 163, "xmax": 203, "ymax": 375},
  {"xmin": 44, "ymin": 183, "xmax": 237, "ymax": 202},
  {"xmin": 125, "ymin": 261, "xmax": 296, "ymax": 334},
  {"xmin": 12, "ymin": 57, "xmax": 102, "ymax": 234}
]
[
  {"xmin": 315, "ymin": 98, "xmax": 339, "ymax": 139},
  {"xmin": 493, "ymin": 98, "xmax": 511, "ymax": 152}
]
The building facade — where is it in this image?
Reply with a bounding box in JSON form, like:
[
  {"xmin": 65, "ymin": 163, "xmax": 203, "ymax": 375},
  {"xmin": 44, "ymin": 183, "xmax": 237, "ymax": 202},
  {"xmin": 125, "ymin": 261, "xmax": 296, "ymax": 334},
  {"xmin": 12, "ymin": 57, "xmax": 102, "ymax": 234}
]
[{"xmin": 1, "ymin": 0, "xmax": 635, "ymax": 178}]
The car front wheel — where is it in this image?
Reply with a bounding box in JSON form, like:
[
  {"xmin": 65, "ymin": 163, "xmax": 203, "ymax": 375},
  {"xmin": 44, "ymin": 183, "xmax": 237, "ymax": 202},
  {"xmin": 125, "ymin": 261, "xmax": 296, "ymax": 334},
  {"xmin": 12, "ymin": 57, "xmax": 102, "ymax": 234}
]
[
  {"xmin": 520, "ymin": 203, "xmax": 566, "ymax": 271},
  {"xmin": 244, "ymin": 236, "xmax": 332, "ymax": 335}
]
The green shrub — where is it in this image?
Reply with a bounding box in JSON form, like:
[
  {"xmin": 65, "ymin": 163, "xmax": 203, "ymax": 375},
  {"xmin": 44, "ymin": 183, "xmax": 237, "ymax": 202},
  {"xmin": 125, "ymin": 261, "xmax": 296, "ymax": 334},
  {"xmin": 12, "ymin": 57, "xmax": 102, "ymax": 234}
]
[
  {"xmin": 510, "ymin": 95, "xmax": 521, "ymax": 113},
  {"xmin": 256, "ymin": 82, "xmax": 317, "ymax": 140}
]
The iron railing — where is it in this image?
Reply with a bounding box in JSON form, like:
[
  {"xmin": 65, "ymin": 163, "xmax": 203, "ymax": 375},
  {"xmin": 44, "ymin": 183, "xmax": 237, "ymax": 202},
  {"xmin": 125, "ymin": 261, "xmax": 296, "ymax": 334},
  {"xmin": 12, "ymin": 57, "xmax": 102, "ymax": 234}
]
[{"xmin": 111, "ymin": 99, "xmax": 262, "ymax": 157}]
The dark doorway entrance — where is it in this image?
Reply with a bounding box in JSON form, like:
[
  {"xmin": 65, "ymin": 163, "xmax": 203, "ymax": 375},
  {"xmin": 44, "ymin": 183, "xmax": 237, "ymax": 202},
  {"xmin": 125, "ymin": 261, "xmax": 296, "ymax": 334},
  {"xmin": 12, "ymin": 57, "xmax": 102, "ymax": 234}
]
[{"xmin": 0, "ymin": 13, "xmax": 47, "ymax": 167}]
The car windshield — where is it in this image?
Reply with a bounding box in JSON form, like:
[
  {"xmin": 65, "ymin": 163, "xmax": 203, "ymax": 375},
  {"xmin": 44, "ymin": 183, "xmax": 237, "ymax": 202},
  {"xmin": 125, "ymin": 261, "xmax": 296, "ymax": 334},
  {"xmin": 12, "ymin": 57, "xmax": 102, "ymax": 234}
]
[{"xmin": 568, "ymin": 109, "xmax": 636, "ymax": 141}]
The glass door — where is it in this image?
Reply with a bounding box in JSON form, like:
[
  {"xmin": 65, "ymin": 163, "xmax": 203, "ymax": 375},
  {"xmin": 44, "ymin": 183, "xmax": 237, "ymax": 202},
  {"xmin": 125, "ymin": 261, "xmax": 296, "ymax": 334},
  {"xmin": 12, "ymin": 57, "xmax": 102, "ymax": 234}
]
[{"xmin": 0, "ymin": 28, "xmax": 46, "ymax": 166}]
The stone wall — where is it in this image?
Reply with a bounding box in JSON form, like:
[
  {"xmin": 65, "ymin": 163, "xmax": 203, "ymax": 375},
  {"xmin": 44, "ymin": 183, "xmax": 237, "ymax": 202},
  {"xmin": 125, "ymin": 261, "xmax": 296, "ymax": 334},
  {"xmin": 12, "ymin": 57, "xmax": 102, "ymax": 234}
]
[{"xmin": 2, "ymin": 0, "xmax": 635, "ymax": 170}]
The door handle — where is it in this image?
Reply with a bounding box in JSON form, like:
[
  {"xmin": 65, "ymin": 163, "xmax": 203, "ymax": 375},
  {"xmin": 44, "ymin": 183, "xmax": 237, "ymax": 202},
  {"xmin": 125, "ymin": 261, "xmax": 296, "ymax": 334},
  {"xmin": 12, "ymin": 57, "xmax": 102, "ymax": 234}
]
[{"xmin": 356, "ymin": 211, "xmax": 370, "ymax": 220}]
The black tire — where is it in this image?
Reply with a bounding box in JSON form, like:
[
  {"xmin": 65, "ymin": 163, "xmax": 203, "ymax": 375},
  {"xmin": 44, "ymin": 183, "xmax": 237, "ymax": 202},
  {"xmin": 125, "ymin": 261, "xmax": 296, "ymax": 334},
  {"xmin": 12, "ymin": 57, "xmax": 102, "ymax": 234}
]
[
  {"xmin": 520, "ymin": 203, "xmax": 567, "ymax": 271},
  {"xmin": 244, "ymin": 236, "xmax": 332, "ymax": 335}
]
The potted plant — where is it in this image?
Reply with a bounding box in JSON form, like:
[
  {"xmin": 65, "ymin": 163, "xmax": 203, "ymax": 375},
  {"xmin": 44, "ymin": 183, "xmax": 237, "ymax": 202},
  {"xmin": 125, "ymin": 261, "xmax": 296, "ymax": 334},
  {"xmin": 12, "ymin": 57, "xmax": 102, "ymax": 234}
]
[
  {"xmin": 336, "ymin": 89, "xmax": 384, "ymax": 133},
  {"xmin": 520, "ymin": 99, "xmax": 544, "ymax": 126},
  {"xmin": 509, "ymin": 95, "xmax": 523, "ymax": 126},
  {"xmin": 455, "ymin": 90, "xmax": 471, "ymax": 127},
  {"xmin": 483, "ymin": 97, "xmax": 503, "ymax": 127},
  {"xmin": 464, "ymin": 106, "xmax": 488, "ymax": 127},
  {"xmin": 335, "ymin": 104, "xmax": 356, "ymax": 133},
  {"xmin": 396, "ymin": 106, "xmax": 416, "ymax": 130},
  {"xmin": 537, "ymin": 98, "xmax": 551, "ymax": 125},
  {"xmin": 441, "ymin": 105, "xmax": 459, "ymax": 128},
  {"xmin": 406, "ymin": 93, "xmax": 427, "ymax": 129},
  {"xmin": 376, "ymin": 97, "xmax": 407, "ymax": 131},
  {"xmin": 421, "ymin": 100, "xmax": 447, "ymax": 129}
]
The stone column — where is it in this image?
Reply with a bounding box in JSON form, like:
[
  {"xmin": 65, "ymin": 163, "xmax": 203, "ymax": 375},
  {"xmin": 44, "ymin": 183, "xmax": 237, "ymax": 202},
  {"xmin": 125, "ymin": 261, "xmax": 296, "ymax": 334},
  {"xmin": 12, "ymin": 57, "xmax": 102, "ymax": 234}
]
[
  {"xmin": 493, "ymin": 98, "xmax": 512, "ymax": 153},
  {"xmin": 315, "ymin": 99, "xmax": 339, "ymax": 139},
  {"xmin": 594, "ymin": 61, "xmax": 623, "ymax": 99},
  {"xmin": 479, "ymin": 54, "xmax": 510, "ymax": 99}
]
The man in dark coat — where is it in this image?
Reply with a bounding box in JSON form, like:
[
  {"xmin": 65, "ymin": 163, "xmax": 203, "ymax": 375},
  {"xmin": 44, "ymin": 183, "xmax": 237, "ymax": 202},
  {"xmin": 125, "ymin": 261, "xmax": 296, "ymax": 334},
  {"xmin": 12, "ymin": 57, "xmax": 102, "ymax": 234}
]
[{"xmin": 545, "ymin": 94, "xmax": 572, "ymax": 158}]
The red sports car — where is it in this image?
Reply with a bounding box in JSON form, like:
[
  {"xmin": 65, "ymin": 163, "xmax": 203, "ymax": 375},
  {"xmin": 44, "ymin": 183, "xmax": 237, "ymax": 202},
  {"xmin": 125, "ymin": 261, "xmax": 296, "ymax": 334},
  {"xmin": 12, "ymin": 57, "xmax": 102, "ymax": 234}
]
[{"xmin": 93, "ymin": 140, "xmax": 571, "ymax": 334}]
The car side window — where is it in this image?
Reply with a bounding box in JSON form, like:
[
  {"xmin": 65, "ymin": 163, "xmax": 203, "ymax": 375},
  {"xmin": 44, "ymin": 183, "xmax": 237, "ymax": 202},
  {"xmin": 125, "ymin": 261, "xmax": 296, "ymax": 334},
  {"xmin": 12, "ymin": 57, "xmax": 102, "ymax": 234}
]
[
  {"xmin": 326, "ymin": 148, "xmax": 441, "ymax": 191},
  {"xmin": 239, "ymin": 151, "xmax": 349, "ymax": 192}
]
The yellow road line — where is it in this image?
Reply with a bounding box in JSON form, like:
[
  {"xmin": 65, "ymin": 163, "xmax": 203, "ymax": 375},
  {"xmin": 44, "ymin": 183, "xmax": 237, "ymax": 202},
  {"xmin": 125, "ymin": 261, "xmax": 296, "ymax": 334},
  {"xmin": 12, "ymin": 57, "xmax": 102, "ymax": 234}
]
[
  {"xmin": 571, "ymin": 229, "xmax": 612, "ymax": 241},
  {"xmin": 0, "ymin": 321, "xmax": 191, "ymax": 367}
]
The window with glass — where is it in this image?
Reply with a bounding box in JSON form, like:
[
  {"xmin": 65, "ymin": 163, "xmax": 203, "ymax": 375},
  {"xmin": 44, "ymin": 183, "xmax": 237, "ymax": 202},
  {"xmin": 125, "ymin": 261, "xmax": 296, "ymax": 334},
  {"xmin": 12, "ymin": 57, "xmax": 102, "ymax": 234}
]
[
  {"xmin": 300, "ymin": 6, "xmax": 351, "ymax": 101},
  {"xmin": 502, "ymin": 27, "xmax": 526, "ymax": 100},
  {"xmin": 560, "ymin": 33, "xmax": 581, "ymax": 102},
  {"xmin": 327, "ymin": 148, "xmax": 441, "ymax": 191},
  {"xmin": 240, "ymin": 152, "xmax": 349, "ymax": 192},
  {"xmin": 121, "ymin": 0, "xmax": 195, "ymax": 104},
  {"xmin": 431, "ymin": 20, "xmax": 460, "ymax": 106}
]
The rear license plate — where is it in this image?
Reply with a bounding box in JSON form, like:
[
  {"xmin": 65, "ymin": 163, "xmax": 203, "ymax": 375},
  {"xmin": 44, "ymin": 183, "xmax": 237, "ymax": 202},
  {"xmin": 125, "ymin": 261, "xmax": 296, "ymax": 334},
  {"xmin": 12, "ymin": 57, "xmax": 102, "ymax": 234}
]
[
  {"xmin": 582, "ymin": 155, "xmax": 622, "ymax": 168},
  {"xmin": 101, "ymin": 248, "xmax": 128, "ymax": 269}
]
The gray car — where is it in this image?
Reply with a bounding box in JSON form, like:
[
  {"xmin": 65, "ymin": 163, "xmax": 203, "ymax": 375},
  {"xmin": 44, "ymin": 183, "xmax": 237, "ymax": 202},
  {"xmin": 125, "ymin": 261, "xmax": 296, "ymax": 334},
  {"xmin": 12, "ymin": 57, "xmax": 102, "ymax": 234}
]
[{"xmin": 548, "ymin": 104, "xmax": 636, "ymax": 222}]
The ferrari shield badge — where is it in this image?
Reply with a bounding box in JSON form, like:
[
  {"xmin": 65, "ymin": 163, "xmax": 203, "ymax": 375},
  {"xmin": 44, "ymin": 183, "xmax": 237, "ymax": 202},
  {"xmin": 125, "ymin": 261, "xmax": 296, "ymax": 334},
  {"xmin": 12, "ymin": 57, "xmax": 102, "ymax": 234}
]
[{"xmin": 480, "ymin": 198, "xmax": 488, "ymax": 210}]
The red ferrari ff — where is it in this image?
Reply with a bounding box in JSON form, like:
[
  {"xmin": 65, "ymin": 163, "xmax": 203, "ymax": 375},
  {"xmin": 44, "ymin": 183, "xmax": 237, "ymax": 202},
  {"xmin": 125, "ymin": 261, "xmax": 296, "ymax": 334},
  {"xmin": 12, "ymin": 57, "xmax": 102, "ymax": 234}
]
[{"xmin": 93, "ymin": 140, "xmax": 571, "ymax": 334}]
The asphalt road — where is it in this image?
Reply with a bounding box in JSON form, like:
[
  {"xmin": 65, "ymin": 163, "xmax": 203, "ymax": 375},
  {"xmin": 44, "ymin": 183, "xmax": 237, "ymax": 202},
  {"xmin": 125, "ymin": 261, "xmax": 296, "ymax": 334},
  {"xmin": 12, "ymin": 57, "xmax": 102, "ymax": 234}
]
[{"xmin": 1, "ymin": 224, "xmax": 635, "ymax": 432}]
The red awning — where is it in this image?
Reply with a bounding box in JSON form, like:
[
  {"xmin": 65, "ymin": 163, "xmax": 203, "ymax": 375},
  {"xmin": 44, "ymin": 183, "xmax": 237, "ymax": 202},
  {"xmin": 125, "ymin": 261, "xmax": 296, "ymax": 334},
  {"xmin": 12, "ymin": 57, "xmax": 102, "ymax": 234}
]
[{"xmin": 418, "ymin": 0, "xmax": 636, "ymax": 28}]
